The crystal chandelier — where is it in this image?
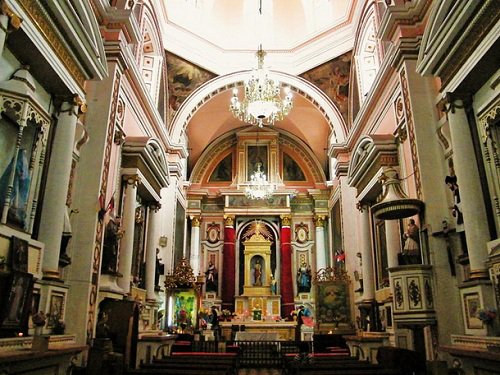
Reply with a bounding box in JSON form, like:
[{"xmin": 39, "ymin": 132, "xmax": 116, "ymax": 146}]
[
  {"xmin": 245, "ymin": 162, "xmax": 275, "ymax": 200},
  {"xmin": 230, "ymin": 46, "xmax": 293, "ymax": 128}
]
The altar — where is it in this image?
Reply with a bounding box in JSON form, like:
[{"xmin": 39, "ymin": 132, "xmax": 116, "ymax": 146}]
[{"xmin": 220, "ymin": 321, "xmax": 296, "ymax": 341}]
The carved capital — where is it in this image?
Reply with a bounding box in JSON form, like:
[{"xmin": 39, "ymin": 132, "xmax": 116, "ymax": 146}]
[
  {"xmin": 280, "ymin": 214, "xmax": 291, "ymax": 227},
  {"xmin": 314, "ymin": 215, "xmax": 327, "ymax": 227},
  {"xmin": 1, "ymin": 1, "xmax": 22, "ymax": 31},
  {"xmin": 223, "ymin": 215, "xmax": 234, "ymax": 227},
  {"xmin": 73, "ymin": 94, "xmax": 87, "ymax": 116},
  {"xmin": 356, "ymin": 202, "xmax": 370, "ymax": 213},
  {"xmin": 114, "ymin": 127, "xmax": 126, "ymax": 145},
  {"xmin": 149, "ymin": 202, "xmax": 161, "ymax": 212},
  {"xmin": 442, "ymin": 92, "xmax": 472, "ymax": 114},
  {"xmin": 191, "ymin": 216, "xmax": 201, "ymax": 227},
  {"xmin": 123, "ymin": 174, "xmax": 140, "ymax": 187}
]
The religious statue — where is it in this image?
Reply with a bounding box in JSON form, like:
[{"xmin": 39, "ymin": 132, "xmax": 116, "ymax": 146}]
[
  {"xmin": 445, "ymin": 175, "xmax": 464, "ymax": 232},
  {"xmin": 0, "ymin": 149, "xmax": 31, "ymax": 227},
  {"xmin": 445, "ymin": 175, "xmax": 468, "ymax": 254},
  {"xmin": 155, "ymin": 248, "xmax": 164, "ymax": 288},
  {"xmin": 205, "ymin": 261, "xmax": 218, "ymax": 292},
  {"xmin": 253, "ymin": 259, "xmax": 262, "ymax": 286},
  {"xmin": 355, "ymin": 252, "xmax": 363, "ymax": 293},
  {"xmin": 270, "ymin": 274, "xmax": 277, "ymax": 295},
  {"xmin": 403, "ymin": 219, "xmax": 420, "ymax": 254},
  {"xmin": 102, "ymin": 219, "xmax": 120, "ymax": 274},
  {"xmin": 95, "ymin": 311, "xmax": 111, "ymax": 339},
  {"xmin": 297, "ymin": 262, "xmax": 311, "ymax": 293}
]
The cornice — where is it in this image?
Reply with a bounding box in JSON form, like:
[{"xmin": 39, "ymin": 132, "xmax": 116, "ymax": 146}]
[
  {"xmin": 12, "ymin": 0, "xmax": 88, "ymax": 90},
  {"xmin": 378, "ymin": 0, "xmax": 431, "ymax": 42}
]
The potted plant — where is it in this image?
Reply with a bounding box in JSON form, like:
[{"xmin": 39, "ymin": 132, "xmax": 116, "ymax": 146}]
[{"xmin": 53, "ymin": 320, "xmax": 66, "ymax": 335}]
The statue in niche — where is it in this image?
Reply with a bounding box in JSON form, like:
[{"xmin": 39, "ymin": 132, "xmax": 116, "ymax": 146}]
[
  {"xmin": 102, "ymin": 218, "xmax": 121, "ymax": 274},
  {"xmin": 205, "ymin": 261, "xmax": 218, "ymax": 292},
  {"xmin": 155, "ymin": 248, "xmax": 164, "ymax": 289},
  {"xmin": 0, "ymin": 149, "xmax": 31, "ymax": 227},
  {"xmin": 253, "ymin": 259, "xmax": 262, "ymax": 286},
  {"xmin": 403, "ymin": 219, "xmax": 420, "ymax": 254},
  {"xmin": 297, "ymin": 262, "xmax": 312, "ymax": 293},
  {"xmin": 445, "ymin": 174, "xmax": 468, "ymax": 254}
]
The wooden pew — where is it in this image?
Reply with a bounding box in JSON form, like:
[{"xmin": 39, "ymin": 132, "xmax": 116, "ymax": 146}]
[{"xmin": 140, "ymin": 352, "xmax": 238, "ymax": 375}]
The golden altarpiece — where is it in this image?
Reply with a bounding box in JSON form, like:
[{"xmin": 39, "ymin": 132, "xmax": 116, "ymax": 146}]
[{"xmin": 235, "ymin": 224, "xmax": 281, "ymax": 318}]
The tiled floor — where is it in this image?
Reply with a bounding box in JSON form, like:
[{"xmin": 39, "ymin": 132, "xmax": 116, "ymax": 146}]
[{"xmin": 238, "ymin": 369, "xmax": 282, "ymax": 375}]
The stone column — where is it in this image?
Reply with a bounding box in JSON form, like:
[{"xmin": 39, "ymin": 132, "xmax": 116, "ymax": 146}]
[
  {"xmin": 222, "ymin": 215, "xmax": 235, "ymax": 311},
  {"xmin": 314, "ymin": 215, "xmax": 327, "ymax": 271},
  {"xmin": 145, "ymin": 203, "xmax": 160, "ymax": 301},
  {"xmin": 280, "ymin": 215, "xmax": 294, "ymax": 317},
  {"xmin": 38, "ymin": 100, "xmax": 79, "ymax": 279},
  {"xmin": 358, "ymin": 203, "xmax": 375, "ymax": 301},
  {"xmin": 385, "ymin": 219, "xmax": 401, "ymax": 269},
  {"xmin": 445, "ymin": 95, "xmax": 490, "ymax": 279},
  {"xmin": 117, "ymin": 174, "xmax": 140, "ymax": 294},
  {"xmin": 190, "ymin": 216, "xmax": 201, "ymax": 276}
]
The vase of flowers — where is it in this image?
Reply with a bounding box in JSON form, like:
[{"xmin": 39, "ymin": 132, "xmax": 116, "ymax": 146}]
[
  {"xmin": 477, "ymin": 307, "xmax": 498, "ymax": 336},
  {"xmin": 221, "ymin": 309, "xmax": 232, "ymax": 321}
]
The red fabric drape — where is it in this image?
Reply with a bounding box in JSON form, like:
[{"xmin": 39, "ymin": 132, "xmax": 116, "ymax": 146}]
[
  {"xmin": 222, "ymin": 224, "xmax": 235, "ymax": 311},
  {"xmin": 280, "ymin": 225, "xmax": 294, "ymax": 317}
]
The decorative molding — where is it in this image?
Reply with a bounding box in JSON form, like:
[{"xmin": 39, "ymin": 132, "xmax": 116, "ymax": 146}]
[
  {"xmin": 399, "ymin": 68, "xmax": 422, "ymax": 199},
  {"xmin": 16, "ymin": 0, "xmax": 87, "ymax": 89},
  {"xmin": 87, "ymin": 70, "xmax": 121, "ymax": 344}
]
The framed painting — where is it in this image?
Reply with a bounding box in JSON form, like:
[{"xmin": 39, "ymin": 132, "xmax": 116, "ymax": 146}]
[
  {"xmin": 463, "ymin": 293, "xmax": 482, "ymax": 329},
  {"xmin": 48, "ymin": 293, "xmax": 65, "ymax": 327},
  {"xmin": 10, "ymin": 236, "xmax": 28, "ymax": 273},
  {"xmin": 1, "ymin": 271, "xmax": 33, "ymax": 331},
  {"xmin": 247, "ymin": 145, "xmax": 268, "ymax": 180},
  {"xmin": 315, "ymin": 280, "xmax": 351, "ymax": 325},
  {"xmin": 173, "ymin": 289, "xmax": 197, "ymax": 330}
]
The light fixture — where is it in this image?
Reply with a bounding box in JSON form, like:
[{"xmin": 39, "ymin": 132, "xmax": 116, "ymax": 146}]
[
  {"xmin": 230, "ymin": 45, "xmax": 293, "ymax": 128},
  {"xmin": 245, "ymin": 130, "xmax": 275, "ymax": 200}
]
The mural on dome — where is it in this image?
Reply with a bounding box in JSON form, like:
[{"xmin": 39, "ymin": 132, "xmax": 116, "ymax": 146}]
[
  {"xmin": 300, "ymin": 51, "xmax": 352, "ymax": 124},
  {"xmin": 166, "ymin": 53, "xmax": 217, "ymax": 124}
]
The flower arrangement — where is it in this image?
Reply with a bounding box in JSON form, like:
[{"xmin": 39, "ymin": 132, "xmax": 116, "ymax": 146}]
[
  {"xmin": 477, "ymin": 308, "xmax": 497, "ymax": 325},
  {"xmin": 221, "ymin": 309, "xmax": 232, "ymax": 320}
]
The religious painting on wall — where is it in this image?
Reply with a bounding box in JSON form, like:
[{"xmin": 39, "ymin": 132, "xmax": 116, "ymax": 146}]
[
  {"xmin": 10, "ymin": 236, "xmax": 28, "ymax": 273},
  {"xmin": 283, "ymin": 153, "xmax": 306, "ymax": 181},
  {"xmin": 331, "ymin": 200, "xmax": 343, "ymax": 265},
  {"xmin": 174, "ymin": 200, "xmax": 186, "ymax": 266},
  {"xmin": 48, "ymin": 292, "xmax": 65, "ymax": 327},
  {"xmin": 173, "ymin": 290, "xmax": 197, "ymax": 331},
  {"xmin": 166, "ymin": 53, "xmax": 216, "ymax": 124},
  {"xmin": 247, "ymin": 145, "xmax": 268, "ymax": 180},
  {"xmin": 463, "ymin": 292, "xmax": 482, "ymax": 329},
  {"xmin": 315, "ymin": 281, "xmax": 350, "ymax": 326},
  {"xmin": 0, "ymin": 271, "xmax": 33, "ymax": 332},
  {"xmin": 209, "ymin": 153, "xmax": 233, "ymax": 182},
  {"xmin": 300, "ymin": 51, "xmax": 352, "ymax": 124}
]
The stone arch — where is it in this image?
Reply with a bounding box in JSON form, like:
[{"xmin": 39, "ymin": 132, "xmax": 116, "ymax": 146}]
[{"xmin": 168, "ymin": 71, "xmax": 348, "ymax": 148}]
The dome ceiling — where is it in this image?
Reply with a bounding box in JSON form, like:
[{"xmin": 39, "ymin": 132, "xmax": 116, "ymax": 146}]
[
  {"xmin": 162, "ymin": 0, "xmax": 358, "ymax": 180},
  {"xmin": 161, "ymin": 0, "xmax": 358, "ymax": 75}
]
